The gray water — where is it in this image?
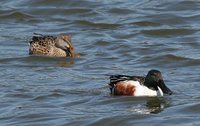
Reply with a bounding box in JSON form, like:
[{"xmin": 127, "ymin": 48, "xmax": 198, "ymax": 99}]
[{"xmin": 0, "ymin": 0, "xmax": 200, "ymax": 126}]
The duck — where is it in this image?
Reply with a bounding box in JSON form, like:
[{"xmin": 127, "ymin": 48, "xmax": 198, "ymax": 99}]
[
  {"xmin": 29, "ymin": 33, "xmax": 79, "ymax": 57},
  {"xmin": 108, "ymin": 69, "xmax": 172, "ymax": 97}
]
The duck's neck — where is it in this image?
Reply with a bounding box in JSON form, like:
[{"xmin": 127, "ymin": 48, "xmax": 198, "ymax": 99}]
[{"xmin": 144, "ymin": 81, "xmax": 158, "ymax": 91}]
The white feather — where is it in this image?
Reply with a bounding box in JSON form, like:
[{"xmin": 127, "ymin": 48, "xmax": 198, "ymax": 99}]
[{"xmin": 125, "ymin": 81, "xmax": 163, "ymax": 97}]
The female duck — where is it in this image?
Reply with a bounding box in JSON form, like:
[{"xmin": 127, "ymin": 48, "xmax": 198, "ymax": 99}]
[
  {"xmin": 29, "ymin": 33, "xmax": 78, "ymax": 57},
  {"xmin": 109, "ymin": 70, "xmax": 172, "ymax": 97}
]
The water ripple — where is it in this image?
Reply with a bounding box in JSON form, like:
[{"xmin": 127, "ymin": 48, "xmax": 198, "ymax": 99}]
[
  {"xmin": 74, "ymin": 20, "xmax": 121, "ymax": 29},
  {"xmin": 0, "ymin": 0, "xmax": 200, "ymax": 126},
  {"xmin": 0, "ymin": 10, "xmax": 34, "ymax": 20},
  {"xmin": 141, "ymin": 28, "xmax": 198, "ymax": 37},
  {"xmin": 132, "ymin": 21, "xmax": 161, "ymax": 27}
]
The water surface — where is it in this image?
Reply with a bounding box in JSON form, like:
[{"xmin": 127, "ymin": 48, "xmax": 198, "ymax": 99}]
[{"xmin": 0, "ymin": 0, "xmax": 200, "ymax": 126}]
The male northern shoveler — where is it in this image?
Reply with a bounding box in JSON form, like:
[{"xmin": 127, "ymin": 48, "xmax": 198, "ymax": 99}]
[
  {"xmin": 29, "ymin": 33, "xmax": 79, "ymax": 57},
  {"xmin": 109, "ymin": 70, "xmax": 172, "ymax": 97}
]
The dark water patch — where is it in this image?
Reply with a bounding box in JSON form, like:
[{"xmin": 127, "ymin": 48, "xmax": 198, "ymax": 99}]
[
  {"xmin": 64, "ymin": 8, "xmax": 92, "ymax": 14},
  {"xmin": 22, "ymin": 0, "xmax": 99, "ymax": 8},
  {"xmin": 108, "ymin": 8, "xmax": 134, "ymax": 14},
  {"xmin": 74, "ymin": 20, "xmax": 121, "ymax": 29},
  {"xmin": 132, "ymin": 21, "xmax": 161, "ymax": 27},
  {"xmin": 28, "ymin": 8, "xmax": 93, "ymax": 17},
  {"xmin": 181, "ymin": 102, "xmax": 200, "ymax": 114},
  {"xmin": 167, "ymin": 1, "xmax": 200, "ymax": 11},
  {"xmin": 139, "ymin": 54, "xmax": 200, "ymax": 68},
  {"xmin": 182, "ymin": 59, "xmax": 200, "ymax": 66},
  {"xmin": 0, "ymin": 10, "xmax": 34, "ymax": 21},
  {"xmin": 155, "ymin": 54, "xmax": 191, "ymax": 61},
  {"xmin": 145, "ymin": 14, "xmax": 187, "ymax": 25},
  {"xmin": 94, "ymin": 40, "xmax": 111, "ymax": 46},
  {"xmin": 141, "ymin": 28, "xmax": 198, "ymax": 37}
]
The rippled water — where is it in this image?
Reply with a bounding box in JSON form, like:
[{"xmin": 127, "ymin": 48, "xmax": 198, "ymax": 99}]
[{"xmin": 0, "ymin": 0, "xmax": 200, "ymax": 126}]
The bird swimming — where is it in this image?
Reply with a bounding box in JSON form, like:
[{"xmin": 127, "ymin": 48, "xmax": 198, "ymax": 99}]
[
  {"xmin": 108, "ymin": 70, "xmax": 172, "ymax": 97},
  {"xmin": 29, "ymin": 33, "xmax": 79, "ymax": 57}
]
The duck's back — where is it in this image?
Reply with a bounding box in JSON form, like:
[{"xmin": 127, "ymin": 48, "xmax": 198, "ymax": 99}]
[
  {"xmin": 109, "ymin": 75, "xmax": 163, "ymax": 96},
  {"xmin": 29, "ymin": 35, "xmax": 67, "ymax": 57}
]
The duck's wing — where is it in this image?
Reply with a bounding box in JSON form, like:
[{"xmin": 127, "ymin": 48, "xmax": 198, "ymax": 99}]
[
  {"xmin": 109, "ymin": 75, "xmax": 145, "ymax": 94},
  {"xmin": 109, "ymin": 75, "xmax": 145, "ymax": 86},
  {"xmin": 30, "ymin": 33, "xmax": 56, "ymax": 45}
]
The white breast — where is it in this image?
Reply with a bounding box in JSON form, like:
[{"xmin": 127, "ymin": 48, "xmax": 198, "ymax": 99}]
[{"xmin": 127, "ymin": 81, "xmax": 163, "ymax": 97}]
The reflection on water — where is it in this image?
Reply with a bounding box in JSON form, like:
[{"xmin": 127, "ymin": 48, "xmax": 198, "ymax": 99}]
[
  {"xmin": 0, "ymin": 56, "xmax": 76, "ymax": 68},
  {"xmin": 127, "ymin": 97, "xmax": 170, "ymax": 114},
  {"xmin": 146, "ymin": 97, "xmax": 169, "ymax": 114},
  {"xmin": 56, "ymin": 60, "xmax": 74, "ymax": 67},
  {"xmin": 0, "ymin": 0, "xmax": 200, "ymax": 125}
]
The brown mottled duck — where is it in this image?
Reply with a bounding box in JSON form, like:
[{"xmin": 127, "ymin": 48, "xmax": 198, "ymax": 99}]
[{"xmin": 29, "ymin": 33, "xmax": 79, "ymax": 57}]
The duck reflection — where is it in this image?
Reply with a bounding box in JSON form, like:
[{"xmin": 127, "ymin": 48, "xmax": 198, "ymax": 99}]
[
  {"xmin": 128, "ymin": 97, "xmax": 170, "ymax": 114},
  {"xmin": 56, "ymin": 59, "xmax": 75, "ymax": 67},
  {"xmin": 146, "ymin": 97, "xmax": 169, "ymax": 114},
  {"xmin": 27, "ymin": 56, "xmax": 75, "ymax": 68}
]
